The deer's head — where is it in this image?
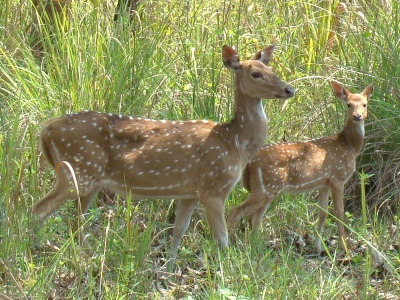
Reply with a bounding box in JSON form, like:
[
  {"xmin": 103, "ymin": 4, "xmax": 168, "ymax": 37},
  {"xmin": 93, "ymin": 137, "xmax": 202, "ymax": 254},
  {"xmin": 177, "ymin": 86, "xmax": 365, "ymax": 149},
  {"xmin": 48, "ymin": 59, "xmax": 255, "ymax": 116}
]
[
  {"xmin": 222, "ymin": 45, "xmax": 294, "ymax": 100},
  {"xmin": 331, "ymin": 81, "xmax": 374, "ymax": 122}
]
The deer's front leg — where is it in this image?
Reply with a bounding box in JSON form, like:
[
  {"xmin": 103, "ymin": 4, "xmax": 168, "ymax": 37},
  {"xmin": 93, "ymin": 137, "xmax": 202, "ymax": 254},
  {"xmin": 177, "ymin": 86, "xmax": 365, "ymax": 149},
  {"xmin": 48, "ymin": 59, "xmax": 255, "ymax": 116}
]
[
  {"xmin": 167, "ymin": 198, "xmax": 197, "ymax": 271},
  {"xmin": 315, "ymin": 187, "xmax": 330, "ymax": 253},
  {"xmin": 199, "ymin": 193, "xmax": 229, "ymax": 248},
  {"xmin": 331, "ymin": 184, "xmax": 347, "ymax": 252}
]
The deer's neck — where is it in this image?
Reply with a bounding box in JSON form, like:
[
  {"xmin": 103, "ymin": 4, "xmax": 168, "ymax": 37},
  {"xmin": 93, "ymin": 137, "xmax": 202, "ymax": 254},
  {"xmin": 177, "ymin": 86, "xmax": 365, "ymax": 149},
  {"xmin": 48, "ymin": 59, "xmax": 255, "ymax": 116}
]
[
  {"xmin": 221, "ymin": 83, "xmax": 268, "ymax": 162},
  {"xmin": 338, "ymin": 119, "xmax": 365, "ymax": 155}
]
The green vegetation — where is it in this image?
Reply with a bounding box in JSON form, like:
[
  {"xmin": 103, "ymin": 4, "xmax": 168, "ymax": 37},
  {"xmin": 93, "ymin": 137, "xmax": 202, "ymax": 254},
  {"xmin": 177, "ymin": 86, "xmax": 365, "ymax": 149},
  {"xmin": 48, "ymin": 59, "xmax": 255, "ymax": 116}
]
[{"xmin": 1, "ymin": 0, "xmax": 399, "ymax": 298}]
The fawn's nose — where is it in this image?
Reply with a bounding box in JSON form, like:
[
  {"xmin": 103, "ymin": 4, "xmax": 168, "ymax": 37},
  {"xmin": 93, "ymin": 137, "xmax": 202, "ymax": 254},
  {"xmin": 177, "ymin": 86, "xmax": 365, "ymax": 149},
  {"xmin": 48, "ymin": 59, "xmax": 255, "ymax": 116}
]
[
  {"xmin": 353, "ymin": 114, "xmax": 362, "ymax": 121},
  {"xmin": 285, "ymin": 86, "xmax": 294, "ymax": 97}
]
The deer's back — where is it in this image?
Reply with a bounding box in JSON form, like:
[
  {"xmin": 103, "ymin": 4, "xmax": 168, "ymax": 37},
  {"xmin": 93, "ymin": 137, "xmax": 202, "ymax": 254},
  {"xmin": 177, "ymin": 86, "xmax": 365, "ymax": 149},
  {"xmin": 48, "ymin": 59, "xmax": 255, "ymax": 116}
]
[
  {"xmin": 246, "ymin": 136, "xmax": 357, "ymax": 193},
  {"xmin": 40, "ymin": 111, "xmax": 246, "ymax": 199}
]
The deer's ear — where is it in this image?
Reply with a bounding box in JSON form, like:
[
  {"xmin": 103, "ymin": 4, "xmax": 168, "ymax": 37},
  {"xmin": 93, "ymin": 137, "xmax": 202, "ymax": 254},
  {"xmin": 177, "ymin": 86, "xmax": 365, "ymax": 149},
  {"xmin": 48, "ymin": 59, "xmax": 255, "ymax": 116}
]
[
  {"xmin": 222, "ymin": 45, "xmax": 241, "ymax": 70},
  {"xmin": 251, "ymin": 45, "xmax": 275, "ymax": 65},
  {"xmin": 362, "ymin": 82, "xmax": 374, "ymax": 98},
  {"xmin": 331, "ymin": 81, "xmax": 351, "ymax": 101}
]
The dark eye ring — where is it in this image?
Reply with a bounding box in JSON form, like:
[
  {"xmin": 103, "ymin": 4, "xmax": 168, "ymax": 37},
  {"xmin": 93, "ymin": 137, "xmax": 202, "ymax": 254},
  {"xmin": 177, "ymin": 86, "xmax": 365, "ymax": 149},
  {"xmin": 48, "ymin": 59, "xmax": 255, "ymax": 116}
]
[{"xmin": 252, "ymin": 72, "xmax": 262, "ymax": 79}]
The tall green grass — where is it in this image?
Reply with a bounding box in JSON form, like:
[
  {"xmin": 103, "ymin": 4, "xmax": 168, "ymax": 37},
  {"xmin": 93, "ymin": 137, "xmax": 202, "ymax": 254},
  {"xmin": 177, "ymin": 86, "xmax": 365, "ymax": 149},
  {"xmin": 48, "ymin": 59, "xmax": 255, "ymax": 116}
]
[{"xmin": 1, "ymin": 0, "xmax": 399, "ymax": 298}]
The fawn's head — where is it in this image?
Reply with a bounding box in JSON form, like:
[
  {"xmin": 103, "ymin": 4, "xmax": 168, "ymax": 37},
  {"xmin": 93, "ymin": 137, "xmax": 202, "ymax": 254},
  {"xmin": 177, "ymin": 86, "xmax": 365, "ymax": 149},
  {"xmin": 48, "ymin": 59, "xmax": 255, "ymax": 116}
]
[
  {"xmin": 222, "ymin": 45, "xmax": 294, "ymax": 100},
  {"xmin": 331, "ymin": 81, "xmax": 374, "ymax": 122}
]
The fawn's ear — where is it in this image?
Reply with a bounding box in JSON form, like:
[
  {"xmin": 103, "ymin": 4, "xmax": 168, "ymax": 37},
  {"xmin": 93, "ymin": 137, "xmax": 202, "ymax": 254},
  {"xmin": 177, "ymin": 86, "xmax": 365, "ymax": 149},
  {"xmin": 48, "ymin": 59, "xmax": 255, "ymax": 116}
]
[
  {"xmin": 222, "ymin": 45, "xmax": 241, "ymax": 70},
  {"xmin": 331, "ymin": 81, "xmax": 351, "ymax": 101},
  {"xmin": 251, "ymin": 45, "xmax": 275, "ymax": 65},
  {"xmin": 361, "ymin": 82, "xmax": 374, "ymax": 98}
]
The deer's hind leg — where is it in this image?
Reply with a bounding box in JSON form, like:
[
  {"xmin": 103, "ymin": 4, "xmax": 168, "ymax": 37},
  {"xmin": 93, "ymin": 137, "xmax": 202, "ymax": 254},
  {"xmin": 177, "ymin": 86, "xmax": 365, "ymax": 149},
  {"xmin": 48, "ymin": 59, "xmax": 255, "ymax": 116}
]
[
  {"xmin": 248, "ymin": 201, "xmax": 272, "ymax": 231},
  {"xmin": 227, "ymin": 192, "xmax": 271, "ymax": 242},
  {"xmin": 33, "ymin": 162, "xmax": 101, "ymax": 228},
  {"xmin": 72, "ymin": 187, "xmax": 102, "ymax": 241},
  {"xmin": 32, "ymin": 163, "xmax": 77, "ymax": 224}
]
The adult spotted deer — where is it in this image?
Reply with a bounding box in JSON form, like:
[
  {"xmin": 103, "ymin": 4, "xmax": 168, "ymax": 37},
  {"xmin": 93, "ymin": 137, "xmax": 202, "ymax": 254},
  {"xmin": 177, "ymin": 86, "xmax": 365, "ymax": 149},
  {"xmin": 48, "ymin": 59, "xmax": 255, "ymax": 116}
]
[
  {"xmin": 227, "ymin": 81, "xmax": 373, "ymax": 253},
  {"xmin": 32, "ymin": 45, "xmax": 294, "ymax": 269}
]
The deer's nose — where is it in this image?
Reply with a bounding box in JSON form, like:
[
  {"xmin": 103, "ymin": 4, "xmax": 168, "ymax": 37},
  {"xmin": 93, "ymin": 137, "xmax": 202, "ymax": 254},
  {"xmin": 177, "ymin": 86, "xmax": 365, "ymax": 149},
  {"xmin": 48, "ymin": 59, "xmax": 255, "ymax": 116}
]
[
  {"xmin": 285, "ymin": 86, "xmax": 294, "ymax": 97},
  {"xmin": 353, "ymin": 114, "xmax": 362, "ymax": 121}
]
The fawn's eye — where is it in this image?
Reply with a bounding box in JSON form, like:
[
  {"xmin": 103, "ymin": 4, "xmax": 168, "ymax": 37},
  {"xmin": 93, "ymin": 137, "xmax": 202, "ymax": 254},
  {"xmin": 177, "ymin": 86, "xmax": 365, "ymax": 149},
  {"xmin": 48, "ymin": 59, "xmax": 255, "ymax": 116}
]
[
  {"xmin": 251, "ymin": 72, "xmax": 262, "ymax": 79},
  {"xmin": 363, "ymin": 103, "xmax": 367, "ymax": 107},
  {"xmin": 347, "ymin": 103, "xmax": 351, "ymax": 108}
]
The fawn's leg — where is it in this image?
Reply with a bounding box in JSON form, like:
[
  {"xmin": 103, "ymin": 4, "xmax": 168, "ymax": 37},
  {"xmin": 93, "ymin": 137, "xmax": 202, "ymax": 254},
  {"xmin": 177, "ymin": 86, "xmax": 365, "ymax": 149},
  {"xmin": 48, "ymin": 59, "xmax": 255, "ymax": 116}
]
[
  {"xmin": 248, "ymin": 201, "xmax": 272, "ymax": 230},
  {"xmin": 227, "ymin": 192, "xmax": 269, "ymax": 241},
  {"xmin": 246, "ymin": 201, "xmax": 272, "ymax": 243},
  {"xmin": 32, "ymin": 164, "xmax": 76, "ymax": 223},
  {"xmin": 315, "ymin": 187, "xmax": 330, "ymax": 253},
  {"xmin": 75, "ymin": 187, "xmax": 102, "ymax": 216},
  {"xmin": 331, "ymin": 184, "xmax": 346, "ymax": 252},
  {"xmin": 72, "ymin": 187, "xmax": 102, "ymax": 243},
  {"xmin": 167, "ymin": 197, "xmax": 197, "ymax": 271}
]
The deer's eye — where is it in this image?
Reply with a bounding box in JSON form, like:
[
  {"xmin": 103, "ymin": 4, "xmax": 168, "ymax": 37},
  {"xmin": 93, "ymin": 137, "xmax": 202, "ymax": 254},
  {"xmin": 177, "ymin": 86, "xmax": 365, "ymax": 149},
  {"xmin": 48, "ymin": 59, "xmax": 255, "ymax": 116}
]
[
  {"xmin": 363, "ymin": 103, "xmax": 367, "ymax": 107},
  {"xmin": 347, "ymin": 103, "xmax": 351, "ymax": 108},
  {"xmin": 251, "ymin": 72, "xmax": 262, "ymax": 79}
]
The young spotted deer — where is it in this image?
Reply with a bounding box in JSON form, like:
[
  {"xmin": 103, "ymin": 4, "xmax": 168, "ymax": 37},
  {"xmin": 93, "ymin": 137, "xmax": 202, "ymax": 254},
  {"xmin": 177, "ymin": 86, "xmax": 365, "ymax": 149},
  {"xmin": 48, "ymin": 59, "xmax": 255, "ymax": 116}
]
[
  {"xmin": 227, "ymin": 81, "xmax": 373, "ymax": 253},
  {"xmin": 32, "ymin": 45, "xmax": 294, "ymax": 269}
]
